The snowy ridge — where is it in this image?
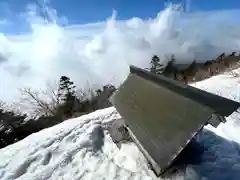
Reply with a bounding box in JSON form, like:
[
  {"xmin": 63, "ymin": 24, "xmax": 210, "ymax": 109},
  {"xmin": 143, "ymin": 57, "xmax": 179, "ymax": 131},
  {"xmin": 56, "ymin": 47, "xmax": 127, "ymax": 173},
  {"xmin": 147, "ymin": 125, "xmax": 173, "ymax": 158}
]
[
  {"xmin": 0, "ymin": 108, "xmax": 155, "ymax": 180},
  {"xmin": 1, "ymin": 69, "xmax": 240, "ymax": 180}
]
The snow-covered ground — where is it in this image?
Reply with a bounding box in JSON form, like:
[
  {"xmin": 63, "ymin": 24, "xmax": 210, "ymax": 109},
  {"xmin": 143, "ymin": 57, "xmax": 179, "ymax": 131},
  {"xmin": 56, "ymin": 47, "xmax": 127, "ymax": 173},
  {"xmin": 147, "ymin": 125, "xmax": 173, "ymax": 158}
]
[{"xmin": 1, "ymin": 69, "xmax": 240, "ymax": 180}]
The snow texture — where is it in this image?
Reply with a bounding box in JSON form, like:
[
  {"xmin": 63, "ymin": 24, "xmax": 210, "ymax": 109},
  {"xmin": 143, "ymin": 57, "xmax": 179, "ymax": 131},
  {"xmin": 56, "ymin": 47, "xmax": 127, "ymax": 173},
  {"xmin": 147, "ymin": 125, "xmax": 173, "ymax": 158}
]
[{"xmin": 1, "ymin": 69, "xmax": 240, "ymax": 180}]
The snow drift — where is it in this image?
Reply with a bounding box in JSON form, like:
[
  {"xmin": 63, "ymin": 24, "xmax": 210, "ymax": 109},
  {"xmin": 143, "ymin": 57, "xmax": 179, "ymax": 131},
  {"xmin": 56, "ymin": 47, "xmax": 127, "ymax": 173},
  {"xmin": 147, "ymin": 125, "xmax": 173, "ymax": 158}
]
[{"xmin": 0, "ymin": 69, "xmax": 240, "ymax": 180}]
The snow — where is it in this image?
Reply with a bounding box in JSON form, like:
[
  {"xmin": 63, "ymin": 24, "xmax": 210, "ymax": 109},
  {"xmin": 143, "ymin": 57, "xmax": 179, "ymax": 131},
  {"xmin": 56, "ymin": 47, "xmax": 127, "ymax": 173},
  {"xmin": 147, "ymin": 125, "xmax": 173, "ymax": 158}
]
[{"xmin": 1, "ymin": 70, "xmax": 240, "ymax": 180}]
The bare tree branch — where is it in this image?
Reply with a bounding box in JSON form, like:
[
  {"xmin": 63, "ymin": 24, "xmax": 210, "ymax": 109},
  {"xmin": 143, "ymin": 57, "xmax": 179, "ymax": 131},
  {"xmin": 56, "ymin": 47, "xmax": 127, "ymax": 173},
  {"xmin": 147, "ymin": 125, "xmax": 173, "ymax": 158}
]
[{"xmin": 19, "ymin": 87, "xmax": 57, "ymax": 118}]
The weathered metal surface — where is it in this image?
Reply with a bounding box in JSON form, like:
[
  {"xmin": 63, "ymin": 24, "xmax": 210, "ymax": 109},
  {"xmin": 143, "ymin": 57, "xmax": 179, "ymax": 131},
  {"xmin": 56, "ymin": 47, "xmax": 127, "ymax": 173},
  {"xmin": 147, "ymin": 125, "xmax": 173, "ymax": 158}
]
[
  {"xmin": 110, "ymin": 73, "xmax": 213, "ymax": 175},
  {"xmin": 129, "ymin": 65, "xmax": 240, "ymax": 117},
  {"xmin": 110, "ymin": 65, "xmax": 240, "ymax": 176}
]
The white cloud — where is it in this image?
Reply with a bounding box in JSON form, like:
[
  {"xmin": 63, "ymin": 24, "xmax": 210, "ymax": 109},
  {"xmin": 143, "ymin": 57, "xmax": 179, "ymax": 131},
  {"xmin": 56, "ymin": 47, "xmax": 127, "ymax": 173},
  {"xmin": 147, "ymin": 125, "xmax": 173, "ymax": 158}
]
[{"xmin": 0, "ymin": 3, "xmax": 240, "ymax": 106}]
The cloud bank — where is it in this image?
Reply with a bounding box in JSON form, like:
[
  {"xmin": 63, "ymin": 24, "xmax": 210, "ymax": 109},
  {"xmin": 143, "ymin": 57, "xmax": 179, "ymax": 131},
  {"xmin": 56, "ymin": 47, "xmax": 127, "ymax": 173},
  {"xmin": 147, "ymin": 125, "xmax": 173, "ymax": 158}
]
[{"xmin": 0, "ymin": 3, "xmax": 240, "ymax": 105}]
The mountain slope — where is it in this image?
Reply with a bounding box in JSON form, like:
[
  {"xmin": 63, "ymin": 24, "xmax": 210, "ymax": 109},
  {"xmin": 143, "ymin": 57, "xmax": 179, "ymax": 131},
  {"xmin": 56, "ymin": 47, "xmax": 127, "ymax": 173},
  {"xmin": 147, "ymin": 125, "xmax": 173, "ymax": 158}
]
[{"xmin": 1, "ymin": 69, "xmax": 240, "ymax": 180}]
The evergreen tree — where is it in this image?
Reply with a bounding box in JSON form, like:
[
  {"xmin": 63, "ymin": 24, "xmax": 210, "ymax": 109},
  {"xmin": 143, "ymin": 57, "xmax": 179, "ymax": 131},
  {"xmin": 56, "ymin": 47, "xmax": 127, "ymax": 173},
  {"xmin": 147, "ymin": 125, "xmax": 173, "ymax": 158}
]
[
  {"xmin": 57, "ymin": 76, "xmax": 77, "ymax": 118},
  {"xmin": 58, "ymin": 76, "xmax": 76, "ymax": 100},
  {"xmin": 162, "ymin": 55, "xmax": 176, "ymax": 75},
  {"xmin": 150, "ymin": 55, "xmax": 164, "ymax": 74}
]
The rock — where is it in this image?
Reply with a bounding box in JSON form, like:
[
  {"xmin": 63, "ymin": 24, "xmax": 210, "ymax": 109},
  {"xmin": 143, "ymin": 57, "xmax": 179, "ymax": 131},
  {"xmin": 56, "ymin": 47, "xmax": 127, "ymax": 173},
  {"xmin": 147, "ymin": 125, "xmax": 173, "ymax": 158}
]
[{"xmin": 107, "ymin": 119, "xmax": 132, "ymax": 148}]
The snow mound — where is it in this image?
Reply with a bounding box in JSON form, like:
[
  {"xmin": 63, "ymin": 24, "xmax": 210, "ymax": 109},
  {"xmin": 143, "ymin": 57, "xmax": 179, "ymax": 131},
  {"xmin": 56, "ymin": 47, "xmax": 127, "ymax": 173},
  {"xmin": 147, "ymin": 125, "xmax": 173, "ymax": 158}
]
[
  {"xmin": 0, "ymin": 69, "xmax": 240, "ymax": 180},
  {"xmin": 0, "ymin": 108, "xmax": 155, "ymax": 180}
]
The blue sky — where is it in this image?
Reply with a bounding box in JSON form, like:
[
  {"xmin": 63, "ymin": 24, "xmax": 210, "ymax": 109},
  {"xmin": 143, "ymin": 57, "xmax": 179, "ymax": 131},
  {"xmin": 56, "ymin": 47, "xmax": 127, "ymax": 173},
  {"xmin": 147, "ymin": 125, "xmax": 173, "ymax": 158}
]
[
  {"xmin": 51, "ymin": 0, "xmax": 240, "ymax": 23},
  {"xmin": 0, "ymin": 0, "xmax": 240, "ymax": 34}
]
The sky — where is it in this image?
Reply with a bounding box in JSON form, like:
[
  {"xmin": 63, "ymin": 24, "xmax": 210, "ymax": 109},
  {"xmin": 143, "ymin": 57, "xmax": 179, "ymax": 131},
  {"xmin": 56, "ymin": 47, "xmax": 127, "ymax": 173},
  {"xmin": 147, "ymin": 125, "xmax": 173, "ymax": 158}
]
[
  {"xmin": 0, "ymin": 0, "xmax": 240, "ymax": 34},
  {"xmin": 0, "ymin": 0, "xmax": 240, "ymax": 112}
]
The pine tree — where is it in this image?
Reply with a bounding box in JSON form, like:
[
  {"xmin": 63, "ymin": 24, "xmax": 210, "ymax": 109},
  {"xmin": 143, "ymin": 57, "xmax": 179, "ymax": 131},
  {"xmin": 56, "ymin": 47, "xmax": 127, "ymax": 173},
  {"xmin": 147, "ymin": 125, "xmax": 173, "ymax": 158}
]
[
  {"xmin": 58, "ymin": 76, "xmax": 75, "ymax": 100},
  {"xmin": 163, "ymin": 55, "xmax": 176, "ymax": 74},
  {"xmin": 57, "ymin": 76, "xmax": 77, "ymax": 118},
  {"xmin": 150, "ymin": 55, "xmax": 164, "ymax": 74}
]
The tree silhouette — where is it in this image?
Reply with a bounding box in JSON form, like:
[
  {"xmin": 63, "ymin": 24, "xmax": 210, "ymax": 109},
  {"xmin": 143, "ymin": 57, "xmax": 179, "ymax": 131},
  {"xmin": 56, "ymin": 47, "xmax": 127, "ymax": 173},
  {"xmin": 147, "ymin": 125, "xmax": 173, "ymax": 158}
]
[
  {"xmin": 58, "ymin": 76, "xmax": 77, "ymax": 118},
  {"xmin": 149, "ymin": 55, "xmax": 164, "ymax": 74}
]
